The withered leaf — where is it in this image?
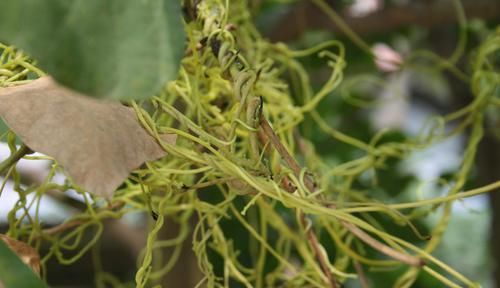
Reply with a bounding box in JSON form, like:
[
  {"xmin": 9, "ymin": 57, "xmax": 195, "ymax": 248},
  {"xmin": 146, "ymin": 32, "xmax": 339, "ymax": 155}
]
[
  {"xmin": 0, "ymin": 235, "xmax": 45, "ymax": 288},
  {"xmin": 0, "ymin": 77, "xmax": 176, "ymax": 198},
  {"xmin": 0, "ymin": 235, "xmax": 40, "ymax": 276}
]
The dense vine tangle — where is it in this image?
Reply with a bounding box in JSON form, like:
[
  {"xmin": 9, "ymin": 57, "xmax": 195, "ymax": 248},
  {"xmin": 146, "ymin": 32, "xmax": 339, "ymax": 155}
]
[{"xmin": 1, "ymin": 1, "xmax": 500, "ymax": 287}]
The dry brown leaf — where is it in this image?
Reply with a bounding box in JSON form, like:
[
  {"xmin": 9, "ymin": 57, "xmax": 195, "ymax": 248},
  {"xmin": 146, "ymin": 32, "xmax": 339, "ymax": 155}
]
[
  {"xmin": 0, "ymin": 235, "xmax": 40, "ymax": 275},
  {"xmin": 0, "ymin": 77, "xmax": 176, "ymax": 198}
]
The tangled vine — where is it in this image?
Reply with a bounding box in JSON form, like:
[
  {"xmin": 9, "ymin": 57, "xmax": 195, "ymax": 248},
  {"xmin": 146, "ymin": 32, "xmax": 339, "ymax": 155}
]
[{"xmin": 1, "ymin": 0, "xmax": 500, "ymax": 287}]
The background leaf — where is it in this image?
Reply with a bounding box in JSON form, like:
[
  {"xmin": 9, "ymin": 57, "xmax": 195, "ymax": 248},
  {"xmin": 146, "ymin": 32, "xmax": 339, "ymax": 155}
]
[
  {"xmin": 0, "ymin": 0, "xmax": 185, "ymax": 100},
  {"xmin": 0, "ymin": 240, "xmax": 46, "ymax": 288}
]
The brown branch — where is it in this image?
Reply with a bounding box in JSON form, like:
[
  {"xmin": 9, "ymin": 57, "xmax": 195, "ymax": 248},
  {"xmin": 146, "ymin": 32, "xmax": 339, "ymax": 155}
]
[
  {"xmin": 353, "ymin": 260, "xmax": 370, "ymax": 288},
  {"xmin": 259, "ymin": 115, "xmax": 315, "ymax": 191},
  {"xmin": 34, "ymin": 201, "xmax": 125, "ymax": 239},
  {"xmin": 259, "ymin": 115, "xmax": 337, "ymax": 287},
  {"xmin": 301, "ymin": 216, "xmax": 338, "ymax": 288},
  {"xmin": 269, "ymin": 0, "xmax": 500, "ymax": 42},
  {"xmin": 340, "ymin": 220, "xmax": 423, "ymax": 267},
  {"xmin": 40, "ymin": 219, "xmax": 85, "ymax": 236}
]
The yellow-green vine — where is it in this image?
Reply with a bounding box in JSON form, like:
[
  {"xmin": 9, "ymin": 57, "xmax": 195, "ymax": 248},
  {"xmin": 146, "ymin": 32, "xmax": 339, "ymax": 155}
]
[{"xmin": 0, "ymin": 1, "xmax": 499, "ymax": 287}]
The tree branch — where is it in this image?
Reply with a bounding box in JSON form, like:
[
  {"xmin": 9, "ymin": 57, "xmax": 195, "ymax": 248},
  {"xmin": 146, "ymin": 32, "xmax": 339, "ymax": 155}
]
[
  {"xmin": 269, "ymin": 0, "xmax": 500, "ymax": 42},
  {"xmin": 260, "ymin": 114, "xmax": 337, "ymax": 287}
]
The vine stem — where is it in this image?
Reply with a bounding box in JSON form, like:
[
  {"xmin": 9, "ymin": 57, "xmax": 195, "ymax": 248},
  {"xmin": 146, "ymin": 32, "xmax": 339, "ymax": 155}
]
[
  {"xmin": 33, "ymin": 201, "xmax": 125, "ymax": 240},
  {"xmin": 0, "ymin": 144, "xmax": 32, "ymax": 175},
  {"xmin": 259, "ymin": 112, "xmax": 423, "ymax": 272}
]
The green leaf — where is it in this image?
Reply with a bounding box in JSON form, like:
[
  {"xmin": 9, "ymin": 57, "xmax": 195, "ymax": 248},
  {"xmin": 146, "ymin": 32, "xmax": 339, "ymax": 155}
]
[
  {"xmin": 0, "ymin": 240, "xmax": 47, "ymax": 288},
  {"xmin": 0, "ymin": 0, "xmax": 185, "ymax": 100},
  {"xmin": 0, "ymin": 119, "xmax": 8, "ymax": 137}
]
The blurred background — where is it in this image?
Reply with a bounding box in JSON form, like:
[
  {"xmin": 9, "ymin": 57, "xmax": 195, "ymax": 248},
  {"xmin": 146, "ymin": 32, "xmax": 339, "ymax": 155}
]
[{"xmin": 1, "ymin": 0, "xmax": 499, "ymax": 287}]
